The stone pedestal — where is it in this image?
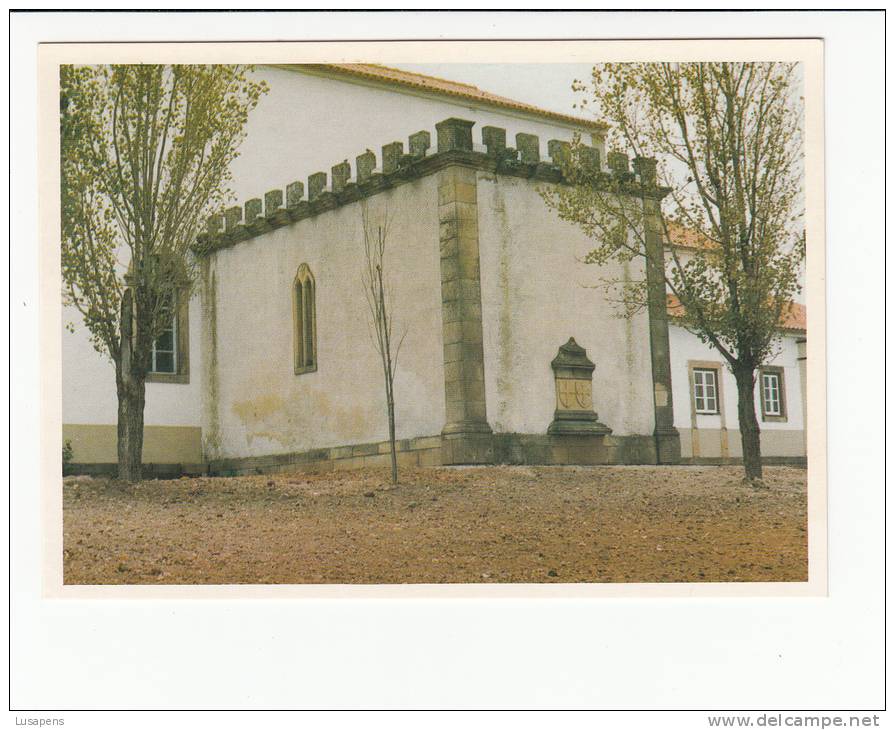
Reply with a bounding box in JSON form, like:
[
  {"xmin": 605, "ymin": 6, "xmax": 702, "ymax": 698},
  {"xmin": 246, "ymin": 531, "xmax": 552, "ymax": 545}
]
[{"xmin": 547, "ymin": 338, "xmax": 611, "ymax": 437}]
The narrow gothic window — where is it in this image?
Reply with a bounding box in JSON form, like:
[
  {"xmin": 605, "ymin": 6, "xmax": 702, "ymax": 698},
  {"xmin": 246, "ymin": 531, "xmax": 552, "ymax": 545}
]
[{"xmin": 293, "ymin": 264, "xmax": 317, "ymax": 374}]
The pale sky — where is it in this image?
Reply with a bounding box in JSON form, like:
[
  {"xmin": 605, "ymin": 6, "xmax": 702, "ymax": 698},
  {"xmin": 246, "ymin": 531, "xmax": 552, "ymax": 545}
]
[
  {"xmin": 397, "ymin": 63, "xmax": 806, "ymax": 302},
  {"xmin": 398, "ymin": 63, "xmax": 599, "ymax": 122}
]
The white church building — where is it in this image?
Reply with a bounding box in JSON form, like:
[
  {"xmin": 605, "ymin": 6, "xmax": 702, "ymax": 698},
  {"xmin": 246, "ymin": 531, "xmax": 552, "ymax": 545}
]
[{"xmin": 61, "ymin": 64, "xmax": 807, "ymax": 475}]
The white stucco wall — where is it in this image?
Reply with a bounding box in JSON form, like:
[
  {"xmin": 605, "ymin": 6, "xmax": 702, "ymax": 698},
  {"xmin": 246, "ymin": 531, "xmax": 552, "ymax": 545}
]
[
  {"xmin": 476, "ymin": 173, "xmax": 656, "ymax": 437},
  {"xmin": 203, "ymin": 177, "xmax": 445, "ymax": 460},
  {"xmin": 228, "ymin": 66, "xmax": 602, "ymax": 204},
  {"xmin": 61, "ymin": 297, "xmax": 203, "ymax": 428},
  {"xmin": 60, "ymin": 66, "xmax": 595, "ymax": 434},
  {"xmin": 668, "ymin": 325, "xmax": 806, "ymax": 457}
]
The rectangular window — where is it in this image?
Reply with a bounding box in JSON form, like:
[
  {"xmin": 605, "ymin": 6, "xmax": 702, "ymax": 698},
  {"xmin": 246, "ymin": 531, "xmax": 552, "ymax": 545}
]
[
  {"xmin": 693, "ymin": 368, "xmax": 719, "ymax": 414},
  {"xmin": 144, "ymin": 288, "xmax": 189, "ymax": 384},
  {"xmin": 762, "ymin": 373, "xmax": 781, "ymax": 415},
  {"xmin": 760, "ymin": 367, "xmax": 787, "ymax": 421},
  {"xmin": 150, "ymin": 295, "xmax": 177, "ymax": 374}
]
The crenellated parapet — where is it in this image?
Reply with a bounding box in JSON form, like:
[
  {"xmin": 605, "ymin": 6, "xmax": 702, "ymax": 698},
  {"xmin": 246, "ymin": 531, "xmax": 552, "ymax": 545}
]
[{"xmin": 194, "ymin": 116, "xmax": 665, "ymax": 256}]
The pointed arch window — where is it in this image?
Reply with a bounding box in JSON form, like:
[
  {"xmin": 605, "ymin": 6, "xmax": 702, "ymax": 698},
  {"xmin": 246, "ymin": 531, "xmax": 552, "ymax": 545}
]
[{"xmin": 293, "ymin": 264, "xmax": 317, "ymax": 374}]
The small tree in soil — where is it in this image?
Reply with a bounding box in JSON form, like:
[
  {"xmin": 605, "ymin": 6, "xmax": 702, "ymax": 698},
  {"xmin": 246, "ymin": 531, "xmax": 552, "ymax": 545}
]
[
  {"xmin": 360, "ymin": 203, "xmax": 408, "ymax": 485},
  {"xmin": 60, "ymin": 64, "xmax": 266, "ymax": 481},
  {"xmin": 543, "ymin": 62, "xmax": 805, "ymax": 482}
]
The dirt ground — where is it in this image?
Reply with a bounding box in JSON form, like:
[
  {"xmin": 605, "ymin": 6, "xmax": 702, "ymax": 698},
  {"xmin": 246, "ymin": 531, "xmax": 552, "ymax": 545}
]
[{"xmin": 62, "ymin": 465, "xmax": 808, "ymax": 585}]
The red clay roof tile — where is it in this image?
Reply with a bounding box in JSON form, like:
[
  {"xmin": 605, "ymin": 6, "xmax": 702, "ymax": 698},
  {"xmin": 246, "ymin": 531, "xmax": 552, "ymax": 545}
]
[
  {"xmin": 667, "ymin": 294, "xmax": 806, "ymax": 333},
  {"xmin": 278, "ymin": 63, "xmax": 607, "ymax": 132}
]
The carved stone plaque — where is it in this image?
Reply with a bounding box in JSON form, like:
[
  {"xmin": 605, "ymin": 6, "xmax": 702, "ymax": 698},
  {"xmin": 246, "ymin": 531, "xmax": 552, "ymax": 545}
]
[
  {"xmin": 547, "ymin": 338, "xmax": 611, "ymax": 436},
  {"xmin": 557, "ymin": 378, "xmax": 593, "ymax": 411}
]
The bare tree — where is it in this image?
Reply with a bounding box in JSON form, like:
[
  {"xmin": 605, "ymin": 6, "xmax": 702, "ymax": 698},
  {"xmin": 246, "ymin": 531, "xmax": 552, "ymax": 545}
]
[{"xmin": 360, "ymin": 203, "xmax": 407, "ymax": 485}]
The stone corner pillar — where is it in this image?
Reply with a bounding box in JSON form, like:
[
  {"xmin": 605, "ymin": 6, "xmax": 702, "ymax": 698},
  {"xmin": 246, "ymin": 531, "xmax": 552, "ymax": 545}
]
[
  {"xmin": 640, "ymin": 183, "xmax": 681, "ymax": 464},
  {"xmin": 437, "ymin": 162, "xmax": 493, "ymax": 465}
]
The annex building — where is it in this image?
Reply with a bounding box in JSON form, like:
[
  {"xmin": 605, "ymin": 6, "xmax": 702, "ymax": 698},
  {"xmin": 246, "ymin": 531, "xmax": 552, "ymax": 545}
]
[{"xmin": 61, "ymin": 64, "xmax": 807, "ymax": 475}]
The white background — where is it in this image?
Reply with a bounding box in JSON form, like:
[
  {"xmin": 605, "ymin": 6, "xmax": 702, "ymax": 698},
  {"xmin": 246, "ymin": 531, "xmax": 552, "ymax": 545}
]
[{"xmin": 8, "ymin": 8, "xmax": 887, "ymax": 725}]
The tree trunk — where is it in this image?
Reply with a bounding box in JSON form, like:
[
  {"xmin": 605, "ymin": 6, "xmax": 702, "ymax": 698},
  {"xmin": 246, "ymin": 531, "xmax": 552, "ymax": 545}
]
[
  {"xmin": 387, "ymin": 389, "xmax": 398, "ymax": 485},
  {"xmin": 733, "ymin": 366, "xmax": 763, "ymax": 481},
  {"xmin": 115, "ymin": 288, "xmax": 146, "ymax": 482},
  {"xmin": 116, "ymin": 369, "xmax": 146, "ymax": 482},
  {"xmin": 376, "ymin": 253, "xmax": 399, "ymax": 487}
]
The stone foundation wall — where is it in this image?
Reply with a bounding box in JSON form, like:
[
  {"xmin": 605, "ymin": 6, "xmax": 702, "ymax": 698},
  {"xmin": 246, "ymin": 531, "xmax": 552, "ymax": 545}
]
[
  {"xmin": 208, "ymin": 435, "xmax": 444, "ymax": 476},
  {"xmin": 64, "ymin": 430, "xmax": 805, "ymax": 479},
  {"xmin": 63, "ymin": 424, "xmax": 203, "ymax": 464},
  {"xmin": 207, "ymin": 432, "xmax": 659, "ymax": 476},
  {"xmin": 492, "ymin": 433, "xmax": 657, "ymax": 466},
  {"xmin": 678, "ymin": 427, "xmax": 807, "ymax": 460}
]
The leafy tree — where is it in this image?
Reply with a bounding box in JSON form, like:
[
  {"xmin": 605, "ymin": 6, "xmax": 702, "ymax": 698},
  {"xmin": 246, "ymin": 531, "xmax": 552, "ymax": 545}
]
[
  {"xmin": 61, "ymin": 64, "xmax": 267, "ymax": 481},
  {"xmin": 543, "ymin": 62, "xmax": 804, "ymax": 482}
]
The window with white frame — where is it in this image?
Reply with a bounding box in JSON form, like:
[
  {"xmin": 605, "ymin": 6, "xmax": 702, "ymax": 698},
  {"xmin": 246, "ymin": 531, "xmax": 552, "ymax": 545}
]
[
  {"xmin": 761, "ymin": 372, "xmax": 781, "ymax": 415},
  {"xmin": 760, "ymin": 367, "xmax": 787, "ymax": 421},
  {"xmin": 692, "ymin": 368, "xmax": 720, "ymax": 414}
]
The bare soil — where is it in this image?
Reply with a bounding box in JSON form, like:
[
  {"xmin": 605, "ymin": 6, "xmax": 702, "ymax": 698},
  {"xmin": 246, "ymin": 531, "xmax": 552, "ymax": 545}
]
[{"xmin": 62, "ymin": 465, "xmax": 808, "ymax": 585}]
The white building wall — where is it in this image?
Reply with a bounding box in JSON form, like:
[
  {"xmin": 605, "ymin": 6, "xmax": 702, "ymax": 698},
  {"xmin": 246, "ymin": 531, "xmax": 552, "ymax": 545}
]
[
  {"xmin": 229, "ymin": 66, "xmax": 601, "ymax": 203},
  {"xmin": 476, "ymin": 173, "xmax": 656, "ymax": 437},
  {"xmin": 203, "ymin": 177, "xmax": 445, "ymax": 460},
  {"xmin": 668, "ymin": 325, "xmax": 806, "ymax": 458},
  {"xmin": 61, "ymin": 66, "xmax": 602, "ymax": 437},
  {"xmin": 61, "ymin": 298, "xmax": 203, "ymax": 428}
]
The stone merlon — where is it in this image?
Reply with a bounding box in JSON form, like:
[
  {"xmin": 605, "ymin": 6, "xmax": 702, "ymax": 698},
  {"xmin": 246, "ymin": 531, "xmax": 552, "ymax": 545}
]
[{"xmin": 195, "ymin": 117, "xmax": 662, "ymax": 255}]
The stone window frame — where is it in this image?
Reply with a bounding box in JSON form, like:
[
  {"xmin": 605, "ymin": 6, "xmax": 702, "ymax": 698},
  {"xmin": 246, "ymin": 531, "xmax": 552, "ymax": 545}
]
[
  {"xmin": 759, "ymin": 365, "xmax": 788, "ymax": 423},
  {"xmin": 145, "ymin": 288, "xmax": 190, "ymax": 385},
  {"xmin": 688, "ymin": 360, "xmax": 724, "ymax": 417},
  {"xmin": 292, "ymin": 263, "xmax": 317, "ymax": 375}
]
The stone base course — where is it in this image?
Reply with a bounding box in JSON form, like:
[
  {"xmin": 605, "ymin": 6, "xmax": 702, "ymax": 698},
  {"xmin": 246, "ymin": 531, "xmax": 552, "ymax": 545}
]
[{"xmin": 66, "ymin": 431, "xmax": 805, "ymax": 478}]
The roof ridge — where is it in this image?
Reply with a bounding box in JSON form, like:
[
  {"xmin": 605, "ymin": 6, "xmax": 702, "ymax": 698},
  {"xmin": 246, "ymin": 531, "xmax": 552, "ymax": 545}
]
[
  {"xmin": 271, "ymin": 63, "xmax": 607, "ymax": 131},
  {"xmin": 341, "ymin": 63, "xmax": 481, "ymax": 91}
]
